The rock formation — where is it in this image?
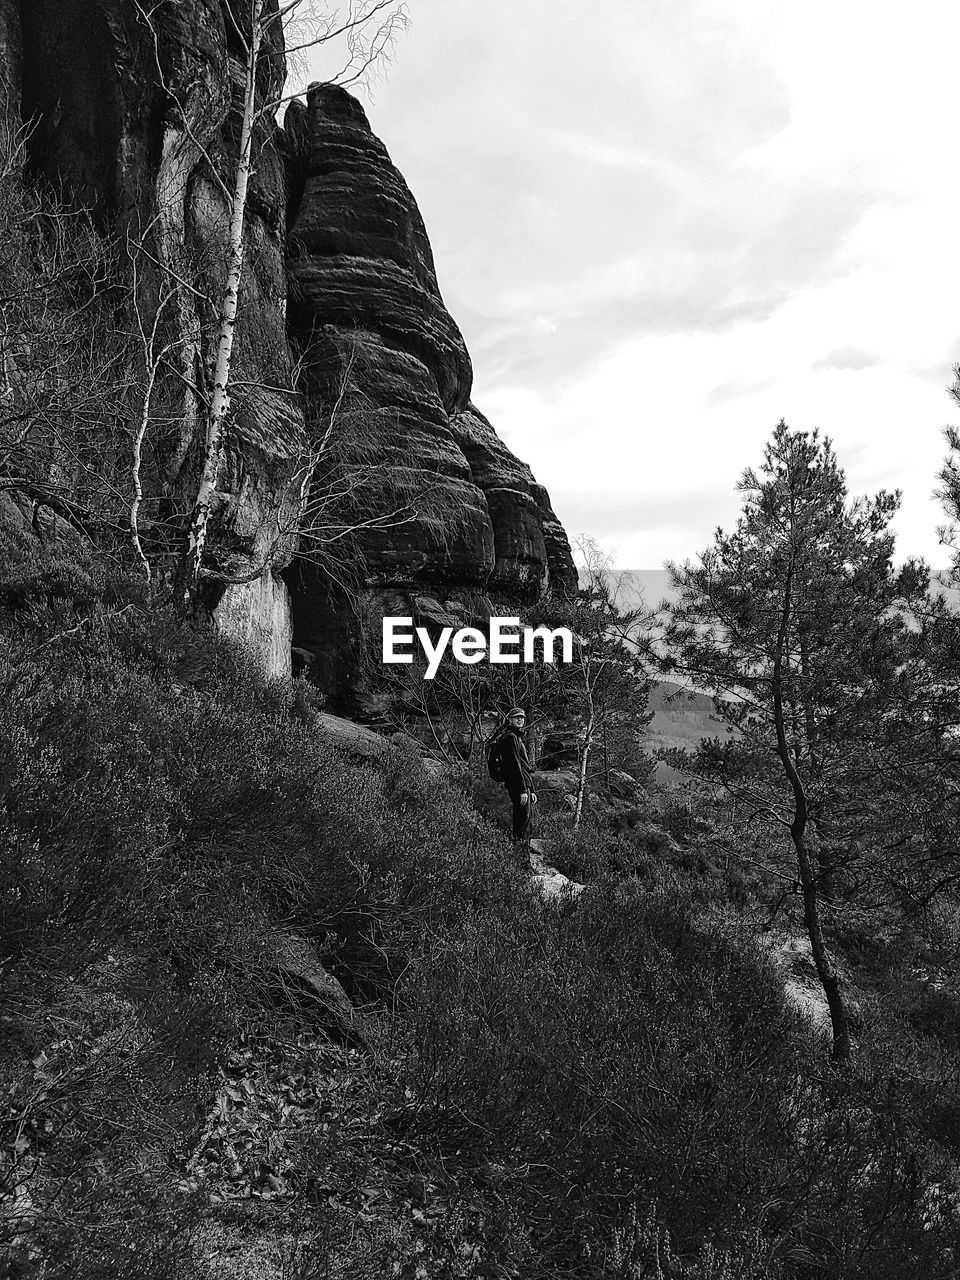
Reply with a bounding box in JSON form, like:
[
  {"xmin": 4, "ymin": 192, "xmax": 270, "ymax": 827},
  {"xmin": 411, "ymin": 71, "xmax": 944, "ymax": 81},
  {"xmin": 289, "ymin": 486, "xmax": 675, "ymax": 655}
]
[
  {"xmin": 6, "ymin": 0, "xmax": 305, "ymax": 674},
  {"xmin": 281, "ymin": 83, "xmax": 575, "ymax": 705},
  {"xmin": 1, "ymin": 1, "xmax": 575, "ymax": 700}
]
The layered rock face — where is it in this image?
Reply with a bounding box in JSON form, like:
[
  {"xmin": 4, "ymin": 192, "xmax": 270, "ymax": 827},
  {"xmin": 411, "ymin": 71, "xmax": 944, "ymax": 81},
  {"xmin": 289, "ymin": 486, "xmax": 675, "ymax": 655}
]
[
  {"xmin": 281, "ymin": 85, "xmax": 575, "ymax": 703},
  {"xmin": 2, "ymin": 4, "xmax": 575, "ymax": 697}
]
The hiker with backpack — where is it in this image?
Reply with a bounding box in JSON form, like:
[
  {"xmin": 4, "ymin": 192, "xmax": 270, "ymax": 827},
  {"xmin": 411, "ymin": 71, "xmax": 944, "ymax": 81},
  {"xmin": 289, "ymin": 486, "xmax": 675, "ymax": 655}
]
[{"xmin": 488, "ymin": 707, "xmax": 537, "ymax": 843}]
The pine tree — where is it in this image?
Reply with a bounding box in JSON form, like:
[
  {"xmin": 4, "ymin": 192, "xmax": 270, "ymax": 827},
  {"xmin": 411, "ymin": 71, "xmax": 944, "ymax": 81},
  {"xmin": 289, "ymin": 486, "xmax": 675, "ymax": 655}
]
[{"xmin": 663, "ymin": 421, "xmax": 925, "ymax": 1062}]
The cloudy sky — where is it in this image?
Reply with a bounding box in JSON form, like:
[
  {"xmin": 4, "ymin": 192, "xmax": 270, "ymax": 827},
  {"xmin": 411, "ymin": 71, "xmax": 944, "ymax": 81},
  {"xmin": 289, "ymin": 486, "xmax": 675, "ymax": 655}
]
[{"xmin": 312, "ymin": 0, "xmax": 960, "ymax": 570}]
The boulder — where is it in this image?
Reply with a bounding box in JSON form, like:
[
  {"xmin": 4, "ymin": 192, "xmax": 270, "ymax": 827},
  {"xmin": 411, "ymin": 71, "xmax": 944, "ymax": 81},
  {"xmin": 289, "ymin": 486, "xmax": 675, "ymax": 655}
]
[
  {"xmin": 608, "ymin": 769, "xmax": 640, "ymax": 802},
  {"xmin": 528, "ymin": 839, "xmax": 585, "ymax": 902},
  {"xmin": 267, "ymin": 929, "xmax": 369, "ymax": 1047},
  {"xmin": 766, "ymin": 932, "xmax": 862, "ymax": 1039},
  {"xmin": 533, "ymin": 769, "xmax": 579, "ymax": 795},
  {"xmin": 538, "ymin": 732, "xmax": 580, "ymax": 770}
]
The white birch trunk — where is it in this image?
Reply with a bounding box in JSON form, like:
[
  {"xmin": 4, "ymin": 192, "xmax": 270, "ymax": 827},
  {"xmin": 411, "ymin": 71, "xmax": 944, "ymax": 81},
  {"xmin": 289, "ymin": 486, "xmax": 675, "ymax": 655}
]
[
  {"xmin": 574, "ymin": 704, "xmax": 594, "ymax": 829},
  {"xmin": 183, "ymin": 1, "xmax": 264, "ymax": 597},
  {"xmin": 130, "ymin": 364, "xmax": 155, "ymax": 584}
]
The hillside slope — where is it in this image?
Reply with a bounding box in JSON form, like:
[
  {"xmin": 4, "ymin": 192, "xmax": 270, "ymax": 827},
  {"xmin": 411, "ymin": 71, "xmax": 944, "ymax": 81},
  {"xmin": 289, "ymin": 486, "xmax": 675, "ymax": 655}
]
[{"xmin": 2, "ymin": 533, "xmax": 959, "ymax": 1278}]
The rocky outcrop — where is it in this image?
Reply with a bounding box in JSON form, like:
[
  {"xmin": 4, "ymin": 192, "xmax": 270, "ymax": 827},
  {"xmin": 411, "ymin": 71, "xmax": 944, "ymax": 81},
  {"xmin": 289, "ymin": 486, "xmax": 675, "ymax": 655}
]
[
  {"xmin": 448, "ymin": 403, "xmax": 575, "ymax": 597},
  {"xmin": 284, "ymin": 87, "xmax": 472, "ymax": 407},
  {"xmin": 3, "ymin": 5, "xmax": 574, "ymax": 695},
  {"xmin": 280, "ymin": 83, "xmax": 575, "ymax": 704},
  {"xmin": 282, "ymin": 85, "xmax": 576, "ymax": 605},
  {"xmin": 215, "ymin": 573, "xmax": 293, "ymax": 683},
  {"xmin": 10, "ymin": 0, "xmax": 303, "ymax": 603},
  {"xmin": 529, "ymin": 840, "xmax": 585, "ymax": 902}
]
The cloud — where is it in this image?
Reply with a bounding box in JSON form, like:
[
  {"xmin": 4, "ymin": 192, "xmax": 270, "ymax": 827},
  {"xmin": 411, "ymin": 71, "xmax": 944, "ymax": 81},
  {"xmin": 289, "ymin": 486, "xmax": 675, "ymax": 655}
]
[
  {"xmin": 813, "ymin": 348, "xmax": 879, "ymax": 372},
  {"xmin": 307, "ymin": 0, "xmax": 960, "ymax": 569},
  {"xmin": 915, "ymin": 359, "xmax": 959, "ymax": 387},
  {"xmin": 705, "ymin": 377, "xmax": 776, "ymax": 407},
  {"xmin": 553, "ymin": 486, "xmax": 735, "ymax": 543},
  {"xmin": 345, "ymin": 0, "xmax": 877, "ymax": 395},
  {"xmin": 464, "ymin": 173, "xmax": 873, "ymax": 395}
]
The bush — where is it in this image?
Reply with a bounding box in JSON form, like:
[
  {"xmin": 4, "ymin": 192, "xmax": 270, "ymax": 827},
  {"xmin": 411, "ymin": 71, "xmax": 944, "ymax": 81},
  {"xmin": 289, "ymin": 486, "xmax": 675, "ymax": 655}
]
[
  {"xmin": 0, "ymin": 553, "xmax": 513, "ymax": 1273},
  {"xmin": 399, "ymin": 869, "xmax": 818, "ymax": 1269}
]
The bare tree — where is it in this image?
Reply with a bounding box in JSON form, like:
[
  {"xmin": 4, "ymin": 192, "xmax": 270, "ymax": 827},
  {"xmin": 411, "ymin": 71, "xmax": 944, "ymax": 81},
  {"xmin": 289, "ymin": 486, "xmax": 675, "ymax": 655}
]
[
  {"xmin": 568, "ymin": 538, "xmax": 652, "ymax": 827},
  {"xmin": 183, "ymin": 329, "xmax": 451, "ymax": 598},
  {"xmin": 134, "ymin": 0, "xmax": 407, "ymax": 602},
  {"xmin": 126, "ymin": 237, "xmax": 193, "ymax": 585}
]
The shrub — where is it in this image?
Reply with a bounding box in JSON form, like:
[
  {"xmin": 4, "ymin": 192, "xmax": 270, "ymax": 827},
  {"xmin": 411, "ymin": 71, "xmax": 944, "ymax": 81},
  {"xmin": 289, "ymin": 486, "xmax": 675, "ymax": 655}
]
[{"xmin": 398, "ymin": 869, "xmax": 820, "ymax": 1270}]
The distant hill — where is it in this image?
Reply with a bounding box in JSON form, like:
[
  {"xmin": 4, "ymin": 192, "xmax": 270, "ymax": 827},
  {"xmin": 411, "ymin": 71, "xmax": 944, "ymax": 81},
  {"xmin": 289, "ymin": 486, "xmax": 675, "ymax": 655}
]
[
  {"xmin": 646, "ymin": 680, "xmax": 727, "ymax": 755},
  {"xmin": 581, "ymin": 566, "xmax": 960, "ymax": 787},
  {"xmin": 575, "ymin": 569, "xmax": 727, "ymax": 785},
  {"xmin": 587, "ymin": 568, "xmax": 960, "ymax": 614},
  {"xmin": 645, "ymin": 679, "xmax": 733, "ymax": 787}
]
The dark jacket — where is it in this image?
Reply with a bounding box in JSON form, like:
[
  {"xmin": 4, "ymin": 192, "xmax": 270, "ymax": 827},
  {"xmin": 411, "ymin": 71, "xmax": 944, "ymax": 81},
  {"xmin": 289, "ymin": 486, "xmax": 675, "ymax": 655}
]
[{"xmin": 500, "ymin": 724, "xmax": 533, "ymax": 794}]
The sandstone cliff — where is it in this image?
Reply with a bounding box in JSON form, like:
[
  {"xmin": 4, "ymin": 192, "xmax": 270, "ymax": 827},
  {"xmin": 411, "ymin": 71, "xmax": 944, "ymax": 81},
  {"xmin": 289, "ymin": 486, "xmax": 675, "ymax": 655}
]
[
  {"xmin": 280, "ymin": 83, "xmax": 575, "ymax": 704},
  {"xmin": 1, "ymin": 0, "xmax": 575, "ymax": 700}
]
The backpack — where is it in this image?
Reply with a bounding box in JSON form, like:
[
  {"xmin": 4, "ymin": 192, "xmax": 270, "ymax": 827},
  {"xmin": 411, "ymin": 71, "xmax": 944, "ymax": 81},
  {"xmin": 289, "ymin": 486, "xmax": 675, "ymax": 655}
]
[{"xmin": 487, "ymin": 733, "xmax": 508, "ymax": 782}]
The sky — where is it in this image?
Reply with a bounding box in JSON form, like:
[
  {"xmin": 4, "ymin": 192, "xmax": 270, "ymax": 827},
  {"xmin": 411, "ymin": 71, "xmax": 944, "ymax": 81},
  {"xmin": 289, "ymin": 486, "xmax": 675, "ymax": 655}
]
[{"xmin": 308, "ymin": 0, "xmax": 960, "ymax": 570}]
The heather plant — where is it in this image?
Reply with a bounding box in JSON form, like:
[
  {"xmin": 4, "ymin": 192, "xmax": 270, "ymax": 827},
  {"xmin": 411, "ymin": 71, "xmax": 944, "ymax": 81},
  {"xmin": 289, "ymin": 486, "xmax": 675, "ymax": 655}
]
[{"xmin": 0, "ymin": 535, "xmax": 505, "ymax": 1273}]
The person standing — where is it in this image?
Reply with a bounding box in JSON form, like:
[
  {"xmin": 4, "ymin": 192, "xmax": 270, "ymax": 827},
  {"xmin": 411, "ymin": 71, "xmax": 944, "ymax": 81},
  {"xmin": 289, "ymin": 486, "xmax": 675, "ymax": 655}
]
[{"xmin": 496, "ymin": 707, "xmax": 536, "ymax": 843}]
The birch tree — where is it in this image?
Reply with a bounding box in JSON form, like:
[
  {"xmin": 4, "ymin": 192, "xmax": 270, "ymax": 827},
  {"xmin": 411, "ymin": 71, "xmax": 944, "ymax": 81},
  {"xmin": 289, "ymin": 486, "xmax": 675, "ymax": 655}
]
[
  {"xmin": 178, "ymin": 0, "xmax": 265, "ymax": 597},
  {"xmin": 134, "ymin": 0, "xmax": 407, "ymax": 601},
  {"xmin": 568, "ymin": 545, "xmax": 652, "ymax": 827}
]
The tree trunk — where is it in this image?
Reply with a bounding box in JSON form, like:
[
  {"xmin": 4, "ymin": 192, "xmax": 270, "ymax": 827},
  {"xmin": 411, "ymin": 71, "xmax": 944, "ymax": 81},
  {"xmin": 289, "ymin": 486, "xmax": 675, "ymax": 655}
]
[
  {"xmin": 791, "ymin": 819, "xmax": 851, "ymax": 1061},
  {"xmin": 130, "ymin": 361, "xmax": 156, "ymax": 584},
  {"xmin": 773, "ymin": 559, "xmax": 851, "ymax": 1062},
  {"xmin": 574, "ymin": 710, "xmax": 593, "ymax": 829},
  {"xmin": 799, "ymin": 628, "xmax": 836, "ymax": 899},
  {"xmin": 182, "ymin": 1, "xmax": 263, "ymax": 599}
]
